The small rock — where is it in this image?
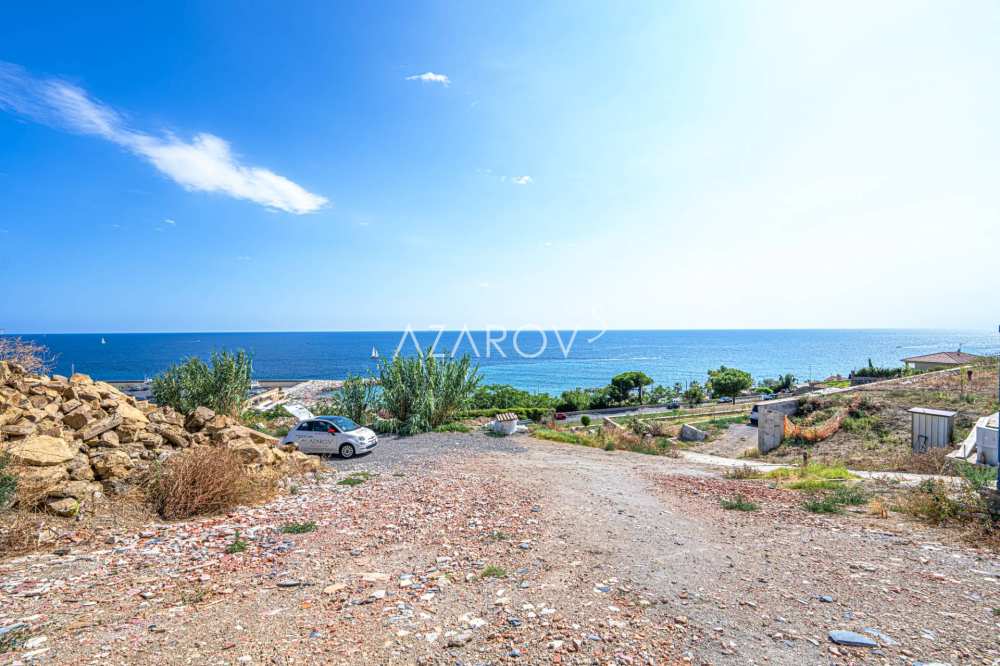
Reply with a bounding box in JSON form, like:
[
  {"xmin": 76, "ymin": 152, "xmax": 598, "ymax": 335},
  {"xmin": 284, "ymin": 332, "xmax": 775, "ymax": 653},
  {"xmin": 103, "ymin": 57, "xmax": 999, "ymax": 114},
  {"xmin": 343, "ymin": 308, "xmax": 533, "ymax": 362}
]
[
  {"xmin": 828, "ymin": 630, "xmax": 877, "ymax": 648},
  {"xmin": 23, "ymin": 636, "xmax": 48, "ymax": 650},
  {"xmin": 862, "ymin": 627, "xmax": 897, "ymax": 646},
  {"xmin": 447, "ymin": 631, "xmax": 473, "ymax": 647}
]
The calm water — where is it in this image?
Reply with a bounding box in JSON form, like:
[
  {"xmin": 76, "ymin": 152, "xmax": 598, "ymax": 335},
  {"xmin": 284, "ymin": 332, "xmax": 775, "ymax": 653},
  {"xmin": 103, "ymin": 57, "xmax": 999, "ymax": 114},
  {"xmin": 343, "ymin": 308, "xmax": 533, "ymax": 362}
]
[{"xmin": 6, "ymin": 330, "xmax": 998, "ymax": 394}]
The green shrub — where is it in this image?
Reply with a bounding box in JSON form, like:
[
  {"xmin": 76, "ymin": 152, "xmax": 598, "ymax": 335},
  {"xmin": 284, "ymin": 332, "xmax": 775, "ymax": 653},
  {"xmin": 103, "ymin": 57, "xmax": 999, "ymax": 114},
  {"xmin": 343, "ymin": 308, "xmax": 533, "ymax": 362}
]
[
  {"xmin": 433, "ymin": 422, "xmax": 470, "ymax": 433},
  {"xmin": 0, "ymin": 454, "xmax": 16, "ymax": 511},
  {"xmin": 471, "ymin": 384, "xmax": 556, "ymax": 410},
  {"xmin": 377, "ymin": 352, "xmax": 480, "ymax": 434},
  {"xmin": 226, "ymin": 532, "xmax": 248, "ymax": 554},
  {"xmin": 151, "ymin": 350, "xmax": 253, "ymax": 416},
  {"xmin": 897, "ymin": 479, "xmax": 963, "ymax": 524},
  {"xmin": 767, "ymin": 463, "xmax": 854, "ymax": 481},
  {"xmin": 850, "ymin": 359, "xmax": 908, "ymax": 379},
  {"xmin": 830, "ymin": 484, "xmax": 868, "ymax": 506},
  {"xmin": 720, "ymin": 495, "xmax": 758, "ymax": 511},
  {"xmin": 951, "ymin": 460, "xmax": 997, "ymax": 491},
  {"xmin": 787, "ymin": 478, "xmax": 842, "ymax": 491},
  {"xmin": 337, "ymin": 476, "xmax": 365, "ymax": 486},
  {"xmin": 580, "ymin": 415, "xmax": 591, "ymax": 426},
  {"xmin": 481, "ymin": 565, "xmax": 507, "ymax": 578},
  {"xmin": 532, "ymin": 428, "xmax": 586, "ymax": 445},
  {"xmin": 802, "ymin": 496, "xmax": 842, "ymax": 514},
  {"xmin": 334, "ymin": 374, "xmax": 377, "ymax": 425},
  {"xmin": 281, "ymin": 521, "xmax": 317, "ymax": 534}
]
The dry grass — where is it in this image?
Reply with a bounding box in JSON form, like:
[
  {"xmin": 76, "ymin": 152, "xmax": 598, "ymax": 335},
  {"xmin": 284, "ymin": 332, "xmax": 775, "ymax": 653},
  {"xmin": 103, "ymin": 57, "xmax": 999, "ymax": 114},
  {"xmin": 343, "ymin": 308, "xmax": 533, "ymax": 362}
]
[
  {"xmin": 0, "ymin": 512, "xmax": 44, "ymax": 557},
  {"xmin": 145, "ymin": 447, "xmax": 275, "ymax": 520},
  {"xmin": 869, "ymin": 497, "xmax": 889, "ymax": 519},
  {"xmin": 724, "ymin": 465, "xmax": 764, "ymax": 480},
  {"xmin": 891, "ymin": 448, "xmax": 951, "ymax": 475},
  {"xmin": 763, "ymin": 362, "xmax": 1000, "ymax": 471},
  {"xmin": 9, "ymin": 468, "xmax": 52, "ymax": 510}
]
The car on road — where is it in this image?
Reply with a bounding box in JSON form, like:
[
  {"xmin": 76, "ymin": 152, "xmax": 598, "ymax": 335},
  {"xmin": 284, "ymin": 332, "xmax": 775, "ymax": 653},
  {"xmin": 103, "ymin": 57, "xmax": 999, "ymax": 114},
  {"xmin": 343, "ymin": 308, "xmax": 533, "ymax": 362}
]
[
  {"xmin": 554, "ymin": 412, "xmax": 567, "ymax": 420},
  {"xmin": 667, "ymin": 400, "xmax": 682, "ymax": 410},
  {"xmin": 280, "ymin": 415, "xmax": 378, "ymax": 459}
]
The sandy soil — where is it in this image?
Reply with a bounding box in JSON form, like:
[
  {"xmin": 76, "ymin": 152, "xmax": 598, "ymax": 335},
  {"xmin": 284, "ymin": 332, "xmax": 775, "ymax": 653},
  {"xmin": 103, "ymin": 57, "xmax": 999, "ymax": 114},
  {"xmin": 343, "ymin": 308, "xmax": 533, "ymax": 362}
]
[{"xmin": 2, "ymin": 432, "xmax": 998, "ymax": 665}]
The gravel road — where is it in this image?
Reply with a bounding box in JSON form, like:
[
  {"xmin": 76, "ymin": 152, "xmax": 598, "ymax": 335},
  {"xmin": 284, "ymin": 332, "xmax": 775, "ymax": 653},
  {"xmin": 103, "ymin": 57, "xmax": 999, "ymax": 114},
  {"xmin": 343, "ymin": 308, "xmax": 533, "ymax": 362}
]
[
  {"xmin": 2, "ymin": 431, "xmax": 997, "ymax": 665},
  {"xmin": 324, "ymin": 431, "xmax": 526, "ymax": 474}
]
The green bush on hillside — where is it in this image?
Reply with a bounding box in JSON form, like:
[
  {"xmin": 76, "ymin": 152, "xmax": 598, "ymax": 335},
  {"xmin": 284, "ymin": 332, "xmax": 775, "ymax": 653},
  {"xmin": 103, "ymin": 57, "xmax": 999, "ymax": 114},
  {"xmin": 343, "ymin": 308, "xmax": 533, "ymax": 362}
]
[
  {"xmin": 151, "ymin": 350, "xmax": 253, "ymax": 416},
  {"xmin": 376, "ymin": 352, "xmax": 480, "ymax": 435}
]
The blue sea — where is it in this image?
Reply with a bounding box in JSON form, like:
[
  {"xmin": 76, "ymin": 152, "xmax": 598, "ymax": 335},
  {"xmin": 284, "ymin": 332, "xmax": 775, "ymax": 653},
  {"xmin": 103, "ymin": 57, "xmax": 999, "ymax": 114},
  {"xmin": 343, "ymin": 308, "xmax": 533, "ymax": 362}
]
[{"xmin": 5, "ymin": 330, "xmax": 998, "ymax": 394}]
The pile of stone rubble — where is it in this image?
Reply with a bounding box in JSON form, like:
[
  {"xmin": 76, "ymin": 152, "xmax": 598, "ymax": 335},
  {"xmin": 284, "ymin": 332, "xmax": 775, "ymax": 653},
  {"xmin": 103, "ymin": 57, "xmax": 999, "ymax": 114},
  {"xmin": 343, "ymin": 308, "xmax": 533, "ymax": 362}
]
[{"xmin": 0, "ymin": 361, "xmax": 321, "ymax": 516}]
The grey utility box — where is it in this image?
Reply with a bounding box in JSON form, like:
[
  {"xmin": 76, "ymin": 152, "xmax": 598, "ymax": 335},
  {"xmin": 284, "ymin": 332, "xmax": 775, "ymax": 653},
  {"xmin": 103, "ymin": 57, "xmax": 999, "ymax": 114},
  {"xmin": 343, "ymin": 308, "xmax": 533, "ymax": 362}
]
[{"xmin": 909, "ymin": 407, "xmax": 956, "ymax": 452}]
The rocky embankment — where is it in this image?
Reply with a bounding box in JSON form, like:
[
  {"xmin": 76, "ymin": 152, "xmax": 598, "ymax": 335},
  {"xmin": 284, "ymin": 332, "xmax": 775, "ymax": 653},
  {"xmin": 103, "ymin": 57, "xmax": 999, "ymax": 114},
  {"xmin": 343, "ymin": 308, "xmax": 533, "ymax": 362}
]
[{"xmin": 0, "ymin": 361, "xmax": 320, "ymax": 517}]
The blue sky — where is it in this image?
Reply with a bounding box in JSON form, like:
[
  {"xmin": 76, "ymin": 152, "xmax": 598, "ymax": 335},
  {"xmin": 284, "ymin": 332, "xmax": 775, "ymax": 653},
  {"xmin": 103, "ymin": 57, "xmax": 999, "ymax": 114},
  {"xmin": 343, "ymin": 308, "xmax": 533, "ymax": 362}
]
[{"xmin": 2, "ymin": 1, "xmax": 999, "ymax": 333}]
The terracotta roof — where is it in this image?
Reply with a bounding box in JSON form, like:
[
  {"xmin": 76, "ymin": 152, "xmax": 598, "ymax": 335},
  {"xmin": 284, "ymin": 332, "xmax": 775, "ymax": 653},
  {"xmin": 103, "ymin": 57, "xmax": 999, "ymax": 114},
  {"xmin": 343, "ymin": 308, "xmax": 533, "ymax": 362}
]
[{"xmin": 900, "ymin": 351, "xmax": 983, "ymax": 365}]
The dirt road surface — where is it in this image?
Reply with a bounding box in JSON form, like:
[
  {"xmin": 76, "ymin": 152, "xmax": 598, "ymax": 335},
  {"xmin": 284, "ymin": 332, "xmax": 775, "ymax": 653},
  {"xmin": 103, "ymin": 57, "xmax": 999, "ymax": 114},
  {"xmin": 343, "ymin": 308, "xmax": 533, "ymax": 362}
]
[{"xmin": 2, "ymin": 432, "xmax": 997, "ymax": 665}]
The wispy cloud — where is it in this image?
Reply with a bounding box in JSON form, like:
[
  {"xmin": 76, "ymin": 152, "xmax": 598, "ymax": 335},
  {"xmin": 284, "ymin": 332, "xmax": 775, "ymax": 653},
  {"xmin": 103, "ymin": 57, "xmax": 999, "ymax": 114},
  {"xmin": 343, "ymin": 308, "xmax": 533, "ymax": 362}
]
[
  {"xmin": 0, "ymin": 62, "xmax": 328, "ymax": 214},
  {"xmin": 488, "ymin": 171, "xmax": 533, "ymax": 186},
  {"xmin": 163, "ymin": 218, "xmax": 176, "ymax": 225},
  {"xmin": 405, "ymin": 72, "xmax": 450, "ymax": 86}
]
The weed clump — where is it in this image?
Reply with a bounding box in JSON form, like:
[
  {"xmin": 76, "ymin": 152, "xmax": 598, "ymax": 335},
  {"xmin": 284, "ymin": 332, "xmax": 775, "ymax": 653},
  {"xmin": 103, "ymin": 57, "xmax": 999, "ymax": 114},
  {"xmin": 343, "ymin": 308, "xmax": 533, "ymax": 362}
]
[
  {"xmin": 720, "ymin": 495, "xmax": 758, "ymax": 511},
  {"xmin": 281, "ymin": 521, "xmax": 317, "ymax": 534},
  {"xmin": 337, "ymin": 471, "xmax": 373, "ymax": 486},
  {"xmin": 725, "ymin": 465, "xmax": 764, "ymax": 480},
  {"xmin": 481, "ymin": 565, "xmax": 507, "ymax": 578},
  {"xmin": 226, "ymin": 531, "xmax": 248, "ymax": 554},
  {"xmin": 802, "ymin": 496, "xmax": 842, "ymax": 514}
]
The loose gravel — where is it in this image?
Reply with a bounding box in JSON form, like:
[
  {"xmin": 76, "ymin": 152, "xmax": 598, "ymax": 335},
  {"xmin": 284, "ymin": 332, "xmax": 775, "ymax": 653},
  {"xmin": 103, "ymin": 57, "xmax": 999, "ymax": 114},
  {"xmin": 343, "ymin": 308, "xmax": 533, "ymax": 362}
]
[{"xmin": 1, "ymin": 430, "xmax": 997, "ymax": 665}]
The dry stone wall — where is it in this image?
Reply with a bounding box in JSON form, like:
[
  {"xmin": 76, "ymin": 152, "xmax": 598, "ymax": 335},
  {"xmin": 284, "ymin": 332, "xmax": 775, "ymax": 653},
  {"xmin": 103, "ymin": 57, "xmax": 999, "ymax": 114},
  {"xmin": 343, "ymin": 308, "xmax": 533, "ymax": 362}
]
[{"xmin": 0, "ymin": 361, "xmax": 320, "ymax": 516}]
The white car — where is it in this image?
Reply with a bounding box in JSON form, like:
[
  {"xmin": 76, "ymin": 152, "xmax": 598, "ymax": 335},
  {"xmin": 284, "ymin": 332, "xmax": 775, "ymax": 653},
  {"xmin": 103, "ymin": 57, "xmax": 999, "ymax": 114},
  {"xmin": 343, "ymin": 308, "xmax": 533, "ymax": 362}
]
[{"xmin": 281, "ymin": 415, "xmax": 378, "ymax": 459}]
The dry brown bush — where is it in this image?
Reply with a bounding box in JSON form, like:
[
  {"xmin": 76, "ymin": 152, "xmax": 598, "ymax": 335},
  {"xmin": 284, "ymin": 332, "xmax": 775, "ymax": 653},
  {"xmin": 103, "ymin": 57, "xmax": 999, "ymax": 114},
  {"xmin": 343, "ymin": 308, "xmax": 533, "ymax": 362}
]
[
  {"xmin": 724, "ymin": 465, "xmax": 764, "ymax": 480},
  {"xmin": 892, "ymin": 448, "xmax": 951, "ymax": 475},
  {"xmin": 0, "ymin": 337, "xmax": 55, "ymax": 374},
  {"xmin": 0, "ymin": 512, "xmax": 44, "ymax": 557},
  {"xmin": 145, "ymin": 447, "xmax": 274, "ymax": 519}
]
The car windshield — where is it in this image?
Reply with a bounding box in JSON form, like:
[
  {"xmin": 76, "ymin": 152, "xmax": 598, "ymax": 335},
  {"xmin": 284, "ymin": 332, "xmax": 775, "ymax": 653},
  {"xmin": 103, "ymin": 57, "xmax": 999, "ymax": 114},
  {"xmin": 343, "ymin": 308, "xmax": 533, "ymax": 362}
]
[{"xmin": 320, "ymin": 416, "xmax": 360, "ymax": 432}]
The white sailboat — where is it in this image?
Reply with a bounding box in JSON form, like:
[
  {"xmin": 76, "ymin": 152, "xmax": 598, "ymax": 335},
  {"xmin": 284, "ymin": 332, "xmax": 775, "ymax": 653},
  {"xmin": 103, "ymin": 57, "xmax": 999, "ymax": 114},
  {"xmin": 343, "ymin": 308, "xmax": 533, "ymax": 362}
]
[
  {"xmin": 100, "ymin": 337, "xmax": 106, "ymax": 345},
  {"xmin": 370, "ymin": 346, "xmax": 379, "ymax": 359}
]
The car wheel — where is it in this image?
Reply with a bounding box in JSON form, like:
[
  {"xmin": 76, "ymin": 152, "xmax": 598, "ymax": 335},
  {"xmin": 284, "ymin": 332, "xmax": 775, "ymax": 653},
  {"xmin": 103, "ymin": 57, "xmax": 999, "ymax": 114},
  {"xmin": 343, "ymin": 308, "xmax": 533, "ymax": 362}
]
[{"xmin": 339, "ymin": 443, "xmax": 356, "ymax": 459}]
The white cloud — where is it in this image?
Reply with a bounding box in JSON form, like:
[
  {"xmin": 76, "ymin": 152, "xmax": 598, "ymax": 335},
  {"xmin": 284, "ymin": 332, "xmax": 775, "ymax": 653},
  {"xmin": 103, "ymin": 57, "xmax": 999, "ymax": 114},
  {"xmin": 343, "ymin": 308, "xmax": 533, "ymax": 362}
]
[
  {"xmin": 163, "ymin": 218, "xmax": 176, "ymax": 225},
  {"xmin": 0, "ymin": 62, "xmax": 328, "ymax": 215},
  {"xmin": 512, "ymin": 175, "xmax": 533, "ymax": 185},
  {"xmin": 405, "ymin": 72, "xmax": 450, "ymax": 86}
]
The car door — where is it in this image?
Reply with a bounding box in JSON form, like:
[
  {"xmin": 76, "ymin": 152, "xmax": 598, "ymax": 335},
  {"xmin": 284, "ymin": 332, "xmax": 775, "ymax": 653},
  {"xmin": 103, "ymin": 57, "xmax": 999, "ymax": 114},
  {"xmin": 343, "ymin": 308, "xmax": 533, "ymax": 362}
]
[
  {"xmin": 313, "ymin": 421, "xmax": 341, "ymax": 454},
  {"xmin": 289, "ymin": 421, "xmax": 318, "ymax": 453}
]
